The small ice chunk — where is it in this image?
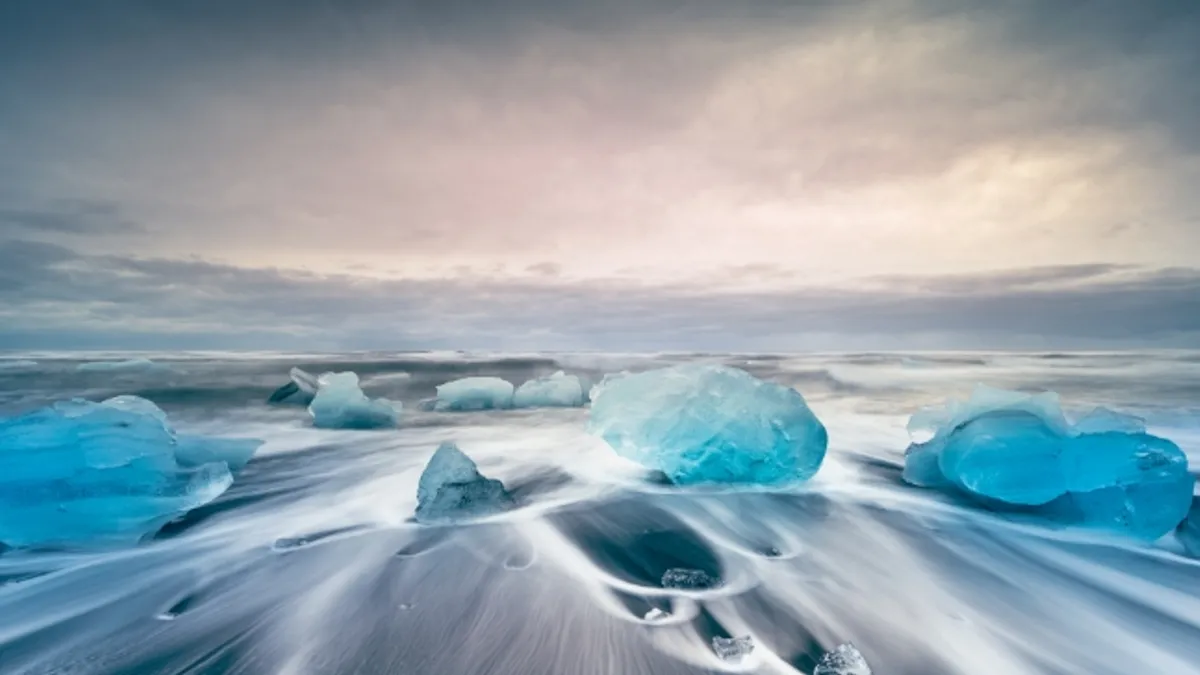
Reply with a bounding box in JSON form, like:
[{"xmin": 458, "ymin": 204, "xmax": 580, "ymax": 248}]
[
  {"xmin": 308, "ymin": 372, "xmax": 399, "ymax": 429},
  {"xmin": 814, "ymin": 643, "xmax": 872, "ymax": 675},
  {"xmin": 902, "ymin": 386, "xmax": 1193, "ymax": 540},
  {"xmin": 587, "ymin": 365, "xmax": 828, "ymax": 485},
  {"xmin": 513, "ymin": 371, "xmax": 586, "ymax": 408},
  {"xmin": 661, "ymin": 568, "xmax": 720, "ymax": 590},
  {"xmin": 712, "ymin": 635, "xmax": 754, "ymax": 663},
  {"xmin": 77, "ymin": 358, "xmax": 173, "ymax": 374},
  {"xmin": 643, "ymin": 607, "xmax": 669, "ymax": 621},
  {"xmin": 0, "ymin": 396, "xmax": 261, "ymax": 548},
  {"xmin": 268, "ymin": 367, "xmax": 320, "ymax": 404},
  {"xmin": 434, "ymin": 377, "xmax": 514, "ymax": 411},
  {"xmin": 415, "ymin": 442, "xmax": 515, "ymax": 523}
]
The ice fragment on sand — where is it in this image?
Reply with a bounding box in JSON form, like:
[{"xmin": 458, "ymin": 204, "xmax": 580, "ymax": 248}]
[
  {"xmin": 814, "ymin": 643, "xmax": 872, "ymax": 675},
  {"xmin": 513, "ymin": 371, "xmax": 586, "ymax": 408},
  {"xmin": 903, "ymin": 385, "xmax": 1193, "ymax": 539},
  {"xmin": 660, "ymin": 568, "xmax": 720, "ymax": 590},
  {"xmin": 434, "ymin": 377, "xmax": 514, "ymax": 411},
  {"xmin": 587, "ymin": 364, "xmax": 827, "ymax": 485},
  {"xmin": 76, "ymin": 358, "xmax": 173, "ymax": 373},
  {"xmin": 712, "ymin": 635, "xmax": 754, "ymax": 663},
  {"xmin": 308, "ymin": 372, "xmax": 399, "ymax": 429},
  {"xmin": 268, "ymin": 367, "xmax": 320, "ymax": 404},
  {"xmin": 415, "ymin": 442, "xmax": 514, "ymax": 523},
  {"xmin": 643, "ymin": 607, "xmax": 669, "ymax": 621},
  {"xmin": 0, "ymin": 396, "xmax": 261, "ymax": 548}
]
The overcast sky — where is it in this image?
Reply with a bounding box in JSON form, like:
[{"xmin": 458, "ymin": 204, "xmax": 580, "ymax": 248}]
[{"xmin": 1, "ymin": 0, "xmax": 1198, "ymax": 350}]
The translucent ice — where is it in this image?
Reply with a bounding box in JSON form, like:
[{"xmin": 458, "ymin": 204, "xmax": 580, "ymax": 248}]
[
  {"xmin": 587, "ymin": 365, "xmax": 828, "ymax": 485},
  {"xmin": 661, "ymin": 568, "xmax": 720, "ymax": 590},
  {"xmin": 512, "ymin": 371, "xmax": 586, "ymax": 408},
  {"xmin": 712, "ymin": 635, "xmax": 754, "ymax": 663},
  {"xmin": 415, "ymin": 442, "xmax": 515, "ymax": 523},
  {"xmin": 268, "ymin": 367, "xmax": 320, "ymax": 404},
  {"xmin": 0, "ymin": 396, "xmax": 261, "ymax": 548},
  {"xmin": 434, "ymin": 377, "xmax": 514, "ymax": 411},
  {"xmin": 814, "ymin": 643, "xmax": 872, "ymax": 675},
  {"xmin": 308, "ymin": 372, "xmax": 399, "ymax": 429},
  {"xmin": 903, "ymin": 385, "xmax": 1193, "ymax": 539}
]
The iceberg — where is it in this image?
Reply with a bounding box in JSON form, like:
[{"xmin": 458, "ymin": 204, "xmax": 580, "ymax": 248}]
[
  {"xmin": 415, "ymin": 442, "xmax": 514, "ymax": 523},
  {"xmin": 268, "ymin": 367, "xmax": 320, "ymax": 405},
  {"xmin": 308, "ymin": 372, "xmax": 399, "ymax": 429},
  {"xmin": 513, "ymin": 371, "xmax": 586, "ymax": 408},
  {"xmin": 586, "ymin": 365, "xmax": 828, "ymax": 485},
  {"xmin": 0, "ymin": 396, "xmax": 261, "ymax": 549},
  {"xmin": 433, "ymin": 377, "xmax": 514, "ymax": 411},
  {"xmin": 814, "ymin": 643, "xmax": 872, "ymax": 675},
  {"xmin": 712, "ymin": 636, "xmax": 754, "ymax": 663},
  {"xmin": 903, "ymin": 385, "xmax": 1193, "ymax": 539},
  {"xmin": 76, "ymin": 358, "xmax": 173, "ymax": 374}
]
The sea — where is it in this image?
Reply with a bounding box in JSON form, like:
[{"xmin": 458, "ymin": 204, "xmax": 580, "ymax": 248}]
[{"xmin": 1, "ymin": 350, "xmax": 1199, "ymax": 675}]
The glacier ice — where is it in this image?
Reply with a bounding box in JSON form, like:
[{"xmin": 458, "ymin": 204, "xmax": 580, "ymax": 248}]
[
  {"xmin": 903, "ymin": 385, "xmax": 1193, "ymax": 539},
  {"xmin": 415, "ymin": 442, "xmax": 514, "ymax": 523},
  {"xmin": 268, "ymin": 367, "xmax": 320, "ymax": 405},
  {"xmin": 308, "ymin": 372, "xmax": 399, "ymax": 429},
  {"xmin": 587, "ymin": 364, "xmax": 828, "ymax": 485},
  {"xmin": 434, "ymin": 377, "xmax": 515, "ymax": 411},
  {"xmin": 814, "ymin": 643, "xmax": 872, "ymax": 675},
  {"xmin": 661, "ymin": 568, "xmax": 720, "ymax": 590},
  {"xmin": 76, "ymin": 358, "xmax": 172, "ymax": 373},
  {"xmin": 0, "ymin": 396, "xmax": 261, "ymax": 549},
  {"xmin": 513, "ymin": 371, "xmax": 586, "ymax": 408},
  {"xmin": 712, "ymin": 635, "xmax": 754, "ymax": 663}
]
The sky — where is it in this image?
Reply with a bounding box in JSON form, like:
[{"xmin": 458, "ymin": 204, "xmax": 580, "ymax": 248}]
[{"xmin": 1, "ymin": 0, "xmax": 1198, "ymax": 351}]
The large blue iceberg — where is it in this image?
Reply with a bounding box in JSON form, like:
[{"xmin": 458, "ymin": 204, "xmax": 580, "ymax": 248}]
[
  {"xmin": 415, "ymin": 442, "xmax": 515, "ymax": 523},
  {"xmin": 587, "ymin": 364, "xmax": 828, "ymax": 485},
  {"xmin": 903, "ymin": 385, "xmax": 1194, "ymax": 539},
  {"xmin": 433, "ymin": 377, "xmax": 514, "ymax": 411},
  {"xmin": 0, "ymin": 396, "xmax": 261, "ymax": 549},
  {"xmin": 308, "ymin": 372, "xmax": 399, "ymax": 429},
  {"xmin": 513, "ymin": 371, "xmax": 586, "ymax": 408}
]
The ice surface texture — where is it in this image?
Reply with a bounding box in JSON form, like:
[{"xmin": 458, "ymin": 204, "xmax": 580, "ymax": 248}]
[
  {"xmin": 903, "ymin": 385, "xmax": 1193, "ymax": 539},
  {"xmin": 415, "ymin": 442, "xmax": 514, "ymax": 523},
  {"xmin": 814, "ymin": 643, "xmax": 872, "ymax": 675},
  {"xmin": 308, "ymin": 372, "xmax": 399, "ymax": 429},
  {"xmin": 0, "ymin": 396, "xmax": 261, "ymax": 548},
  {"xmin": 434, "ymin": 377, "xmax": 515, "ymax": 411},
  {"xmin": 513, "ymin": 371, "xmax": 586, "ymax": 408},
  {"xmin": 587, "ymin": 365, "xmax": 828, "ymax": 485}
]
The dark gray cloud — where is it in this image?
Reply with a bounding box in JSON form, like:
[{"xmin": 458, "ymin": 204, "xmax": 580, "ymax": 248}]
[
  {"xmin": 1, "ymin": 240, "xmax": 1197, "ymax": 350},
  {"xmin": 0, "ymin": 199, "xmax": 141, "ymax": 237}
]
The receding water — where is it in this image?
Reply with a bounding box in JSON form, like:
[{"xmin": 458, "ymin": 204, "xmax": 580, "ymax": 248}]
[{"xmin": 1, "ymin": 351, "xmax": 1199, "ymax": 675}]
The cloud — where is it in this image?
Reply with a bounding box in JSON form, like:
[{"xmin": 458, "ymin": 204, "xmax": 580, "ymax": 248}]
[
  {"xmin": 0, "ymin": 241, "xmax": 1197, "ymax": 350},
  {"xmin": 0, "ymin": 199, "xmax": 142, "ymax": 237}
]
